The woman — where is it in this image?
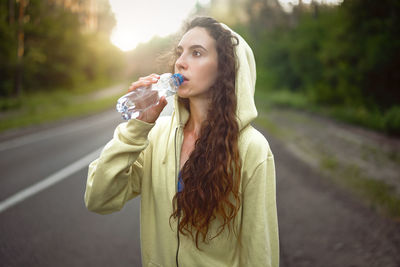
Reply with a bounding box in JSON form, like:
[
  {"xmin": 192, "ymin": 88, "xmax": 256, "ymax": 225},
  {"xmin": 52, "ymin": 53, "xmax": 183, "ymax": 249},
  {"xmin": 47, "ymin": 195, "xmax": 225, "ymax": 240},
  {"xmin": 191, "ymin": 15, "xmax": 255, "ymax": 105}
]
[{"xmin": 85, "ymin": 17, "xmax": 279, "ymax": 267}]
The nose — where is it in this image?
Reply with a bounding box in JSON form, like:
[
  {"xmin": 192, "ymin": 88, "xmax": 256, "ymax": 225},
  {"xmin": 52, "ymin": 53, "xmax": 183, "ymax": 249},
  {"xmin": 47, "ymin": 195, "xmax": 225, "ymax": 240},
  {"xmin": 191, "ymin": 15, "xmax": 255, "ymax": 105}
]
[{"xmin": 175, "ymin": 54, "xmax": 188, "ymax": 72}]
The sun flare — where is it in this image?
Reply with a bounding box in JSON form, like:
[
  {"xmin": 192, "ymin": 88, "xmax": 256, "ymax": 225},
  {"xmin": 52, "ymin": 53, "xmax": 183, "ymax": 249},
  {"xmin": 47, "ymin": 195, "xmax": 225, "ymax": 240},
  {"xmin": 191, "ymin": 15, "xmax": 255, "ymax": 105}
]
[{"xmin": 108, "ymin": 0, "xmax": 211, "ymax": 51}]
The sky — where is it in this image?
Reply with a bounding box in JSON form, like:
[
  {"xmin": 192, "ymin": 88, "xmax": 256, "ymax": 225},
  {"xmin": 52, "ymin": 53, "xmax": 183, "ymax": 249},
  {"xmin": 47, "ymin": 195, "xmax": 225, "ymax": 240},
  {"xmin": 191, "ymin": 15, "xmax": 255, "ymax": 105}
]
[
  {"xmin": 108, "ymin": 0, "xmax": 211, "ymax": 51},
  {"xmin": 108, "ymin": 0, "xmax": 342, "ymax": 52}
]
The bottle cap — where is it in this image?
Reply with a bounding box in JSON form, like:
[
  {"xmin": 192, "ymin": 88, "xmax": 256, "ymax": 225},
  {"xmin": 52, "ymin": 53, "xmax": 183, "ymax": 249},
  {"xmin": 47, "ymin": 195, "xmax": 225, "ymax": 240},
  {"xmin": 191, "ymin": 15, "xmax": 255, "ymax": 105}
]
[{"xmin": 173, "ymin": 73, "xmax": 184, "ymax": 86}]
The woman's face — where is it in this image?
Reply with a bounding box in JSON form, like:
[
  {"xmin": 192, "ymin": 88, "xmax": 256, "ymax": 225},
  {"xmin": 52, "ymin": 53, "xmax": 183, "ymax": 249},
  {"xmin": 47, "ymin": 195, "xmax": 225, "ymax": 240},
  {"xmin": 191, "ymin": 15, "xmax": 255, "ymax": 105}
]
[{"xmin": 174, "ymin": 27, "xmax": 218, "ymax": 100}]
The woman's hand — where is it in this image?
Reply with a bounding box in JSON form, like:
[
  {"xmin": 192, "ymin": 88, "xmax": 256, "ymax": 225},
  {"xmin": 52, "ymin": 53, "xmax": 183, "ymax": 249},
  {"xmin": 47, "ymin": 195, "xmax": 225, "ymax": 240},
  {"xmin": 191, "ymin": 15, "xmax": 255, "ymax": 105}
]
[{"xmin": 128, "ymin": 73, "xmax": 168, "ymax": 123}]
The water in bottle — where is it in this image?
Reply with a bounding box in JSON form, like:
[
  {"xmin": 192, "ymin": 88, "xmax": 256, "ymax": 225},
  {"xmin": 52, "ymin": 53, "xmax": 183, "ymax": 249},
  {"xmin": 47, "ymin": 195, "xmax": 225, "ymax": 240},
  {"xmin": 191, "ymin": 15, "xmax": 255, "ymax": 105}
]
[{"xmin": 116, "ymin": 73, "xmax": 184, "ymax": 120}]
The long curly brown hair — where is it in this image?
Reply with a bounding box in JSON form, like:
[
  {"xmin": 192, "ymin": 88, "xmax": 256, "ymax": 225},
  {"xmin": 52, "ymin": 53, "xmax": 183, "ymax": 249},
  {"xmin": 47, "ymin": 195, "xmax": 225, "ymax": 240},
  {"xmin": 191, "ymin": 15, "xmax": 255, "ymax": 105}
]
[{"xmin": 169, "ymin": 17, "xmax": 241, "ymax": 249}]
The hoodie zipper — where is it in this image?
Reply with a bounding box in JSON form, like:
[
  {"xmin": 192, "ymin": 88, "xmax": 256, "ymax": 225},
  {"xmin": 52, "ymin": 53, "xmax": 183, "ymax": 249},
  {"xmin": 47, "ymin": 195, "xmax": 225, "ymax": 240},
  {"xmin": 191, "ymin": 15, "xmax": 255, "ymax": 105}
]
[
  {"xmin": 174, "ymin": 126, "xmax": 182, "ymax": 267},
  {"xmin": 176, "ymin": 216, "xmax": 181, "ymax": 267}
]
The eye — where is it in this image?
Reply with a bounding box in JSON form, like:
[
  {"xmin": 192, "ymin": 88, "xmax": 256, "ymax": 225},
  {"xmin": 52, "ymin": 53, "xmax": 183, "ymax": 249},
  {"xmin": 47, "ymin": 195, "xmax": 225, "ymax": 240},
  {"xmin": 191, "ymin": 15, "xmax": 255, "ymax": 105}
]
[{"xmin": 192, "ymin": 50, "xmax": 201, "ymax": 57}]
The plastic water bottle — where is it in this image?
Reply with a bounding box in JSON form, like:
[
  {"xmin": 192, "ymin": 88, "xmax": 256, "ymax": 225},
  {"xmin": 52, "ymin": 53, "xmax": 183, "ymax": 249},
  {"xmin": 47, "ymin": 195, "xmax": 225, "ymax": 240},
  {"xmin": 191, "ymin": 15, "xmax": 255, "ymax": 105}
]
[{"xmin": 116, "ymin": 73, "xmax": 184, "ymax": 120}]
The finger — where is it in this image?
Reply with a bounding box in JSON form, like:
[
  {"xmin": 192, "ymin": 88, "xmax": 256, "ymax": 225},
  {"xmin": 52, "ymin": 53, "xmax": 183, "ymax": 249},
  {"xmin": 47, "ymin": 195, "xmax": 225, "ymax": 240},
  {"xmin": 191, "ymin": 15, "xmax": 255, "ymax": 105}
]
[
  {"xmin": 149, "ymin": 73, "xmax": 160, "ymax": 79},
  {"xmin": 128, "ymin": 74, "xmax": 161, "ymax": 92},
  {"xmin": 131, "ymin": 79, "xmax": 150, "ymax": 87},
  {"xmin": 147, "ymin": 74, "xmax": 160, "ymax": 83},
  {"xmin": 137, "ymin": 77, "xmax": 153, "ymax": 84},
  {"xmin": 128, "ymin": 79, "xmax": 152, "ymax": 92},
  {"xmin": 135, "ymin": 76, "xmax": 158, "ymax": 86},
  {"xmin": 154, "ymin": 96, "xmax": 168, "ymax": 113},
  {"xmin": 139, "ymin": 74, "xmax": 159, "ymax": 81}
]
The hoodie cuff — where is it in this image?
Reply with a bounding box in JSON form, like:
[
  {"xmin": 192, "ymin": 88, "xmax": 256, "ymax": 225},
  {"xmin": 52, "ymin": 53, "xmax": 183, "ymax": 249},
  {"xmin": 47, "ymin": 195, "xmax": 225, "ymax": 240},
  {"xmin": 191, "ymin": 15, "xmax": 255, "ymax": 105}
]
[{"xmin": 119, "ymin": 118, "xmax": 155, "ymax": 144}]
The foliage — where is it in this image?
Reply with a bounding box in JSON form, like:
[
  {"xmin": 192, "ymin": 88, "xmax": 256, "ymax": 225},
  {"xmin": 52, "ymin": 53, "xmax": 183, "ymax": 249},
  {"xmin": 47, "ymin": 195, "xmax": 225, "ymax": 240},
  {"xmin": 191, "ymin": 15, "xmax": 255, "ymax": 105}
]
[
  {"xmin": 0, "ymin": 2, "xmax": 17, "ymax": 96},
  {"xmin": 125, "ymin": 35, "xmax": 175, "ymax": 79},
  {"xmin": 383, "ymin": 106, "xmax": 400, "ymax": 135},
  {"xmin": 2, "ymin": 0, "xmax": 400, "ymax": 135},
  {"xmin": 0, "ymin": 0, "xmax": 124, "ymax": 98},
  {"xmin": 221, "ymin": 0, "xmax": 400, "ymax": 134}
]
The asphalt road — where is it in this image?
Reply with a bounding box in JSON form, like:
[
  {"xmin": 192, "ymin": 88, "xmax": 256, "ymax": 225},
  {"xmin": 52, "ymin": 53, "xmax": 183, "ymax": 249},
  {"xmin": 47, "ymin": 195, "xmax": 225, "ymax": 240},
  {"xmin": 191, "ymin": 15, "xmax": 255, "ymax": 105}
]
[
  {"xmin": 1, "ymin": 108, "xmax": 399, "ymax": 267},
  {"xmin": 266, "ymin": 128, "xmax": 400, "ymax": 267},
  {"xmin": 0, "ymin": 110, "xmax": 142, "ymax": 266}
]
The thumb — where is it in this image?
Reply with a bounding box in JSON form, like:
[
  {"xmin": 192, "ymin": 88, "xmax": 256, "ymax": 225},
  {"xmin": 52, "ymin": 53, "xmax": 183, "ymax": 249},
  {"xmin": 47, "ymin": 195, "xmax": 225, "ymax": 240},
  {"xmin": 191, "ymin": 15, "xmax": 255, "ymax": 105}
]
[{"xmin": 154, "ymin": 96, "xmax": 168, "ymax": 114}]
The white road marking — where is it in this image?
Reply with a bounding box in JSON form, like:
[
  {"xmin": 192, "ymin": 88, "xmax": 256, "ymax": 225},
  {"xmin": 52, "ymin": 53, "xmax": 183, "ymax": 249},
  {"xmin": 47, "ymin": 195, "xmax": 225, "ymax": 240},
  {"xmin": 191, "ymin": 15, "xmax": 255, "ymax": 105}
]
[
  {"xmin": 0, "ymin": 147, "xmax": 103, "ymax": 213},
  {"xmin": 0, "ymin": 111, "xmax": 117, "ymax": 152},
  {"xmin": 0, "ymin": 98, "xmax": 174, "ymax": 152}
]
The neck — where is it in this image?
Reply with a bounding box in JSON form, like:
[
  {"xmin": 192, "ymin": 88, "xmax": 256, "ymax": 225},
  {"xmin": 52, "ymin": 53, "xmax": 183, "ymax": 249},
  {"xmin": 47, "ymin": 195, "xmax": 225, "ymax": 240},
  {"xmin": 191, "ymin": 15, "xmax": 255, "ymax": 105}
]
[{"xmin": 185, "ymin": 97, "xmax": 210, "ymax": 136}]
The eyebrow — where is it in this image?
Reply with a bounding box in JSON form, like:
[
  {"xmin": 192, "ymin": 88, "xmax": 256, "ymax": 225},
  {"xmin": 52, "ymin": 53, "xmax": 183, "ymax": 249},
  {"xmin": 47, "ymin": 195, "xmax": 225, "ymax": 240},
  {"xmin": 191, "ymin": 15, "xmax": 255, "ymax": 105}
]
[{"xmin": 176, "ymin": 44, "xmax": 208, "ymax": 52}]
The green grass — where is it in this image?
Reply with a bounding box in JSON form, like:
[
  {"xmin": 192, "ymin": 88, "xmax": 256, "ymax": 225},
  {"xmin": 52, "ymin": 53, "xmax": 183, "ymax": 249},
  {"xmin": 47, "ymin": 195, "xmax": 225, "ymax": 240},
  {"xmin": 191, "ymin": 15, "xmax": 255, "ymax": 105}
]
[
  {"xmin": 254, "ymin": 88, "xmax": 400, "ymax": 136},
  {"xmin": 320, "ymin": 154, "xmax": 400, "ymax": 218},
  {"xmin": 255, "ymin": 90, "xmax": 400, "ymax": 220},
  {"xmin": 0, "ymin": 79, "xmax": 126, "ymax": 133},
  {"xmin": 254, "ymin": 113, "xmax": 285, "ymax": 138},
  {"xmin": 255, "ymin": 89, "xmax": 309, "ymax": 110}
]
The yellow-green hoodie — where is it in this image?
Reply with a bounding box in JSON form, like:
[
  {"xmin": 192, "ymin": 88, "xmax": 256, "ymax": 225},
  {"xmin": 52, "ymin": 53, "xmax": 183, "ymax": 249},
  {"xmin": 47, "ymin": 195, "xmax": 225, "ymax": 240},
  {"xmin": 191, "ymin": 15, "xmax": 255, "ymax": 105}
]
[{"xmin": 85, "ymin": 25, "xmax": 279, "ymax": 267}]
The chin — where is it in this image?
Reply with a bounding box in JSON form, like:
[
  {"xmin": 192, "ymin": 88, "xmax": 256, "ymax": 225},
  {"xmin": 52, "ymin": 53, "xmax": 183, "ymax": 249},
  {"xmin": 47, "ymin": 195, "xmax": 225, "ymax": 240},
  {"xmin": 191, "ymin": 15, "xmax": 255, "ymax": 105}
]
[{"xmin": 177, "ymin": 89, "xmax": 190, "ymax": 99}]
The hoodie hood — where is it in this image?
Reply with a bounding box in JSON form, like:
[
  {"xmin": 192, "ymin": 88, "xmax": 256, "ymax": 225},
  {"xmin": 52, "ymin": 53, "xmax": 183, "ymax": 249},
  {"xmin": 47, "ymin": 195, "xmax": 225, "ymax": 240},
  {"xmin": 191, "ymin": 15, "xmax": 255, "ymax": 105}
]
[
  {"xmin": 172, "ymin": 23, "xmax": 258, "ymax": 130},
  {"xmin": 223, "ymin": 23, "xmax": 258, "ymax": 130}
]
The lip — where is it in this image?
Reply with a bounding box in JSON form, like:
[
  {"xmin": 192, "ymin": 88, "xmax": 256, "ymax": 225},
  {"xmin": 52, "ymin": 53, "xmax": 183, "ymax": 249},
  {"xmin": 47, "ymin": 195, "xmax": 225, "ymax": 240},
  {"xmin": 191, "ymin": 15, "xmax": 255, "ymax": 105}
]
[
  {"xmin": 181, "ymin": 74, "xmax": 189, "ymax": 82},
  {"xmin": 179, "ymin": 75, "xmax": 189, "ymax": 86}
]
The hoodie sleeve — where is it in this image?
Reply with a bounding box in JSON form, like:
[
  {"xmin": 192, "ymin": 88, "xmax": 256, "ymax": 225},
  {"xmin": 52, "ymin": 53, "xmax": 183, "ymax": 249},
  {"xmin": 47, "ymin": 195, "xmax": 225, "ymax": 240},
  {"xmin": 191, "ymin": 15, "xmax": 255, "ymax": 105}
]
[
  {"xmin": 84, "ymin": 119, "xmax": 155, "ymax": 214},
  {"xmin": 239, "ymin": 153, "xmax": 279, "ymax": 267}
]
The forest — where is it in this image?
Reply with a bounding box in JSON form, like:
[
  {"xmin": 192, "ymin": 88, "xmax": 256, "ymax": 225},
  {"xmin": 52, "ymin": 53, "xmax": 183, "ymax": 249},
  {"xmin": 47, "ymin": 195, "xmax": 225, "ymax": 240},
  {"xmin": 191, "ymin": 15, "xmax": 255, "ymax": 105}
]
[
  {"xmin": 1, "ymin": 0, "xmax": 399, "ymax": 134},
  {"xmin": 0, "ymin": 0, "xmax": 123, "ymax": 97}
]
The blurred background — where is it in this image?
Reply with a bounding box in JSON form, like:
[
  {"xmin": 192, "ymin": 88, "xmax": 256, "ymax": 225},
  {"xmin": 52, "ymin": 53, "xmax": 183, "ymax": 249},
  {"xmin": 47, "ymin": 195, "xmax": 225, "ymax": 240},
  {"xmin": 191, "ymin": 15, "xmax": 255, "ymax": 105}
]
[{"xmin": 0, "ymin": 0, "xmax": 399, "ymax": 266}]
